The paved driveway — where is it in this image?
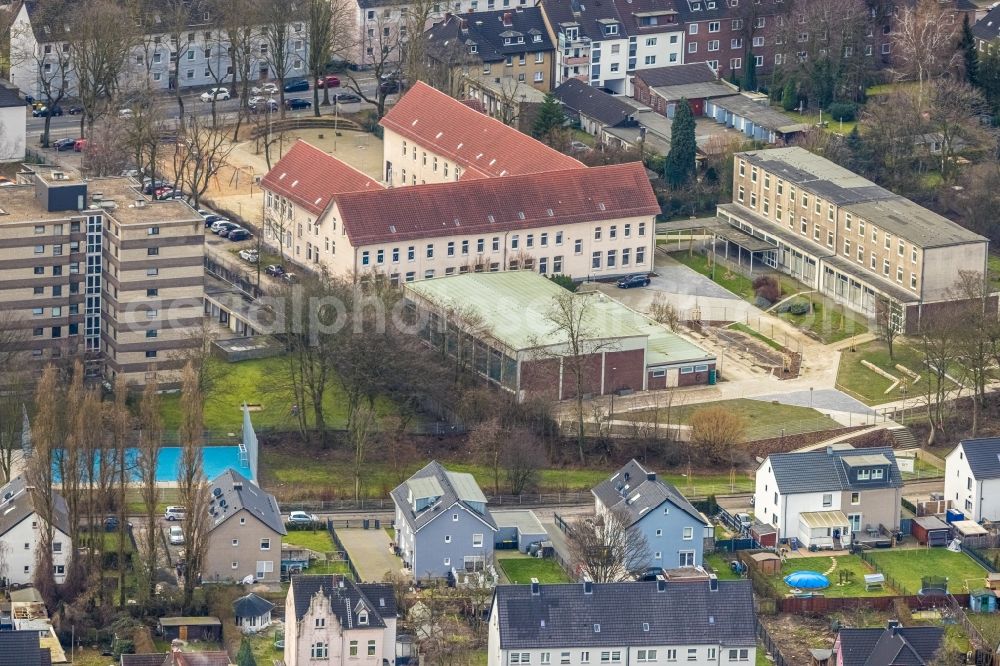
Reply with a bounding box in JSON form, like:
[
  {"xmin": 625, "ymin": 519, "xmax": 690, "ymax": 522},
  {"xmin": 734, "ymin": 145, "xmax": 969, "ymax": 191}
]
[{"xmin": 336, "ymin": 527, "xmax": 406, "ymax": 582}]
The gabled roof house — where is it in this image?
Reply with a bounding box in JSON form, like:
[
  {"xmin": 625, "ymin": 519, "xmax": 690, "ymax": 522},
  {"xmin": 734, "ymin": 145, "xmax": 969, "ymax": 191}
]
[{"xmin": 945, "ymin": 437, "xmax": 1000, "ymax": 522}]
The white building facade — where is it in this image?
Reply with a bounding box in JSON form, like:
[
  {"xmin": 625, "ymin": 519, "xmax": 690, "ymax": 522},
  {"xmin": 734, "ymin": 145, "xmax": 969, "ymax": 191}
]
[
  {"xmin": 0, "ymin": 476, "xmax": 72, "ymax": 587},
  {"xmin": 944, "ymin": 438, "xmax": 1000, "ymax": 522}
]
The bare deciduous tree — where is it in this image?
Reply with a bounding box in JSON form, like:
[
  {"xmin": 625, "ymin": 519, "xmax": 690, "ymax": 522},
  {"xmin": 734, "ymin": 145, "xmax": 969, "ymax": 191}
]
[
  {"xmin": 136, "ymin": 375, "xmax": 162, "ymax": 601},
  {"xmin": 170, "ymin": 112, "xmax": 238, "ymax": 208},
  {"xmin": 689, "ymin": 406, "xmax": 746, "ymax": 465},
  {"xmin": 927, "ymin": 80, "xmax": 989, "ymax": 183},
  {"xmin": 26, "ymin": 367, "xmax": 61, "ymax": 602},
  {"xmin": 891, "ymin": 0, "xmax": 962, "ymax": 103},
  {"xmin": 503, "ymin": 430, "xmax": 541, "ymax": 495},
  {"xmin": 918, "ymin": 313, "xmax": 958, "ymax": 447},
  {"xmin": 177, "ymin": 363, "xmax": 210, "ymax": 610},
  {"xmin": 566, "ymin": 509, "xmax": 651, "ymax": 582}
]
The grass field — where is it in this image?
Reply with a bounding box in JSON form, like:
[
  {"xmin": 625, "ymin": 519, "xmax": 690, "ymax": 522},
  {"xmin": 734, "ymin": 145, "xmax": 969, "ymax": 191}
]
[
  {"xmin": 158, "ymin": 356, "xmax": 395, "ymax": 432},
  {"xmin": 775, "ymin": 297, "xmax": 869, "ymax": 344},
  {"xmin": 836, "ymin": 341, "xmax": 932, "ymax": 405},
  {"xmin": 668, "ymin": 251, "xmax": 754, "ymax": 299},
  {"xmin": 497, "ymin": 554, "xmax": 570, "ymax": 584},
  {"xmin": 868, "ymin": 549, "xmax": 988, "ymax": 595},
  {"xmin": 619, "ymin": 398, "xmax": 841, "ymax": 443},
  {"xmin": 704, "ymin": 552, "xmax": 743, "ymax": 580},
  {"xmin": 777, "ymin": 555, "xmax": 891, "ymax": 598},
  {"xmin": 261, "ymin": 446, "xmax": 758, "ymax": 499},
  {"xmin": 988, "ymin": 254, "xmax": 1000, "ymax": 292},
  {"xmin": 284, "ymin": 529, "xmax": 335, "ymax": 552},
  {"xmin": 307, "ymin": 560, "xmax": 353, "ymax": 576}
]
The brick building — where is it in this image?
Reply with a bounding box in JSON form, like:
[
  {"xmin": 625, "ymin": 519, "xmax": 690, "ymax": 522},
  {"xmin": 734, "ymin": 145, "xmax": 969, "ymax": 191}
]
[{"xmin": 403, "ymin": 271, "xmax": 716, "ymax": 401}]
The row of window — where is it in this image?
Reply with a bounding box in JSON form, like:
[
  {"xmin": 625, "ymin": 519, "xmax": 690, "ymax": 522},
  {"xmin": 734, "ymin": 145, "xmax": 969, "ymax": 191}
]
[
  {"xmin": 508, "ymin": 647, "xmax": 750, "ymax": 664},
  {"xmin": 311, "ymin": 639, "xmax": 377, "ymax": 658},
  {"xmin": 590, "ymin": 247, "xmax": 647, "ymax": 270},
  {"xmin": 230, "ymin": 538, "xmax": 272, "ymax": 550}
]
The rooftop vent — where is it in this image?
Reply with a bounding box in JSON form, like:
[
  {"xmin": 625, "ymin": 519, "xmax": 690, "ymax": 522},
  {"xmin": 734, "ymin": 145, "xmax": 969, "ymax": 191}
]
[
  {"xmin": 593, "ymin": 623, "xmax": 600, "ymax": 633},
  {"xmin": 51, "ymin": 171, "xmax": 67, "ymax": 181},
  {"xmin": 709, "ymin": 574, "xmax": 718, "ymax": 591},
  {"xmin": 642, "ymin": 622, "xmax": 649, "ymax": 632},
  {"xmin": 531, "ymin": 578, "xmax": 540, "ymax": 595},
  {"xmin": 584, "ymin": 580, "xmax": 593, "ymax": 594},
  {"xmin": 657, "ymin": 580, "xmax": 666, "ymax": 592},
  {"xmin": 134, "ymin": 199, "xmax": 146, "ymax": 208},
  {"xmin": 233, "ymin": 482, "xmax": 243, "ymax": 491},
  {"xmin": 213, "ymin": 487, "xmax": 222, "ymax": 497}
]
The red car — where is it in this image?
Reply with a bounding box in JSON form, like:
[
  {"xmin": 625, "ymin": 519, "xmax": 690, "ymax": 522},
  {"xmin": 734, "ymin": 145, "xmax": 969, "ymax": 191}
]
[{"xmin": 316, "ymin": 75, "xmax": 340, "ymax": 89}]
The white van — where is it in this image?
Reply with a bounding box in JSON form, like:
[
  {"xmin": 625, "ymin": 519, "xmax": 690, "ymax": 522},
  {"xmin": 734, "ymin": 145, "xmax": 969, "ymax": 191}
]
[{"xmin": 164, "ymin": 506, "xmax": 187, "ymax": 521}]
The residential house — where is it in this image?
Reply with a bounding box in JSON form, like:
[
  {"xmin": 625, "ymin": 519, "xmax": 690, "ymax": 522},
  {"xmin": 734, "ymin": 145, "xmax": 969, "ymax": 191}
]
[
  {"xmin": 0, "ymin": 84, "xmax": 26, "ymax": 162},
  {"xmin": 234, "ymin": 592, "xmax": 275, "ymax": 633},
  {"xmin": 9, "ymin": 1, "xmax": 309, "ymax": 98},
  {"xmin": 539, "ymin": 0, "xmax": 686, "ymax": 95},
  {"xmin": 425, "ymin": 8, "xmax": 556, "ymax": 94},
  {"xmin": 404, "ymin": 272, "xmax": 717, "ymax": 399},
  {"xmin": 592, "ymin": 459, "xmax": 713, "ymax": 569},
  {"xmin": 203, "ymin": 469, "xmax": 287, "ymax": 584},
  {"xmin": 284, "ymin": 574, "xmax": 397, "ymax": 666},
  {"xmin": 0, "ymin": 170, "xmax": 204, "ymax": 386},
  {"xmin": 157, "ymin": 617, "xmax": 223, "ymax": 643},
  {"xmin": 391, "ymin": 461, "xmax": 498, "ymax": 579},
  {"xmin": 719, "ymin": 147, "xmax": 989, "ymax": 332},
  {"xmin": 9, "ymin": 588, "xmax": 65, "ymax": 662},
  {"xmin": 553, "ymin": 78, "xmax": 637, "ymax": 136},
  {"xmin": 944, "ymin": 437, "xmax": 1000, "ymax": 522},
  {"xmin": 0, "ymin": 475, "xmax": 71, "ymax": 586},
  {"xmin": 754, "ymin": 445, "xmax": 904, "ymax": 547},
  {"xmin": 0, "ymin": 630, "xmax": 51, "ymax": 666},
  {"xmin": 464, "ymin": 74, "xmax": 548, "ymax": 132},
  {"xmin": 379, "ymin": 80, "xmax": 582, "ymax": 187},
  {"xmin": 678, "ymin": 0, "xmax": 788, "ymax": 80},
  {"xmin": 973, "ymin": 6, "xmax": 1000, "ymax": 52},
  {"xmin": 488, "ymin": 577, "xmax": 757, "ymax": 666},
  {"xmin": 834, "ymin": 621, "xmax": 943, "ymax": 666}
]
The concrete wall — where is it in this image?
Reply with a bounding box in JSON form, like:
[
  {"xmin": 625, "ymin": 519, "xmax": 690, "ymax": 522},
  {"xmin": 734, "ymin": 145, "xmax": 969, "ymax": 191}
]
[{"xmin": 921, "ymin": 242, "xmax": 989, "ymax": 302}]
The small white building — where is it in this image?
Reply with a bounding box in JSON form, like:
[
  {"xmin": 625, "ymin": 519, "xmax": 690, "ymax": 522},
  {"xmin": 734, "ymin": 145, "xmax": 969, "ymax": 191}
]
[
  {"xmin": 0, "ymin": 85, "xmax": 26, "ymax": 163},
  {"xmin": 234, "ymin": 592, "xmax": 275, "ymax": 634},
  {"xmin": 944, "ymin": 438, "xmax": 1000, "ymax": 522},
  {"xmin": 0, "ymin": 475, "xmax": 72, "ymax": 587}
]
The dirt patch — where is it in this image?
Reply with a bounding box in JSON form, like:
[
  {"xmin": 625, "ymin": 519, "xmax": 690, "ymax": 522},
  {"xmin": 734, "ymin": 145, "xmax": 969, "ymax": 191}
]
[{"xmin": 761, "ymin": 613, "xmax": 835, "ymax": 664}]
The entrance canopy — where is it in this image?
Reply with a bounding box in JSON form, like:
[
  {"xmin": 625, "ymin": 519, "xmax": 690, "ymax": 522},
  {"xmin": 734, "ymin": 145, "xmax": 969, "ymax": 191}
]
[{"xmin": 800, "ymin": 510, "xmax": 850, "ymax": 530}]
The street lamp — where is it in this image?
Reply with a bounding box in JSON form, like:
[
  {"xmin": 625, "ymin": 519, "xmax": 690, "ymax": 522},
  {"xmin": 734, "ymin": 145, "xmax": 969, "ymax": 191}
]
[{"xmin": 809, "ymin": 387, "xmax": 814, "ymax": 409}]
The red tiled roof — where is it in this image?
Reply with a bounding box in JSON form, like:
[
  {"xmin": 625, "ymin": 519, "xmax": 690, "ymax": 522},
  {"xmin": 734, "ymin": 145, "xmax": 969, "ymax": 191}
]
[
  {"xmin": 380, "ymin": 81, "xmax": 584, "ymax": 179},
  {"xmin": 335, "ymin": 161, "xmax": 659, "ymax": 247},
  {"xmin": 260, "ymin": 140, "xmax": 383, "ymax": 216}
]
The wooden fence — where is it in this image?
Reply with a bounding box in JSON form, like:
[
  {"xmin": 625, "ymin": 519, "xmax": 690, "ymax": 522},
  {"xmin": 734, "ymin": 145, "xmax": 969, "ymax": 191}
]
[{"xmin": 777, "ymin": 592, "xmax": 970, "ymax": 614}]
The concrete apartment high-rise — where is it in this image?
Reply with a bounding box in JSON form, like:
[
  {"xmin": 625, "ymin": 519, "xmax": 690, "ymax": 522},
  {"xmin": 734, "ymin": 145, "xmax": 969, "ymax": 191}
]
[{"xmin": 0, "ymin": 168, "xmax": 204, "ymax": 386}]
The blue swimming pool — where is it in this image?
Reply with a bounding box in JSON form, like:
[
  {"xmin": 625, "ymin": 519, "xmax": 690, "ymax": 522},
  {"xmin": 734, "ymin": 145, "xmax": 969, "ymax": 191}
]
[{"xmin": 52, "ymin": 446, "xmax": 254, "ymax": 484}]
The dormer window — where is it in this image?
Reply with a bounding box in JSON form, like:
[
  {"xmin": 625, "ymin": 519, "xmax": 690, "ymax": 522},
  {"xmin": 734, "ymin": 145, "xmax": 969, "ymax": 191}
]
[
  {"xmin": 470, "ymin": 43, "xmax": 478, "ymax": 52},
  {"xmin": 504, "ymin": 37, "xmax": 512, "ymax": 44},
  {"xmin": 605, "ymin": 23, "xmax": 618, "ymax": 35},
  {"xmin": 533, "ymin": 34, "xmax": 541, "ymax": 42},
  {"xmin": 872, "ymin": 468, "xmax": 884, "ymax": 480},
  {"xmin": 565, "ymin": 27, "xmax": 578, "ymax": 40},
  {"xmin": 358, "ymin": 610, "xmax": 369, "ymax": 625},
  {"xmin": 517, "ymin": 36, "xmax": 524, "ymax": 43},
  {"xmin": 857, "ymin": 469, "xmax": 870, "ymax": 480}
]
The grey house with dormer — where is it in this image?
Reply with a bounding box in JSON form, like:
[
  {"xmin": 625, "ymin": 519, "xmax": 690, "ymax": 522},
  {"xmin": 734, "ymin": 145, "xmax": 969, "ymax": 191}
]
[
  {"xmin": 391, "ymin": 461, "xmax": 498, "ymax": 580},
  {"xmin": 592, "ymin": 460, "xmax": 712, "ymax": 570},
  {"xmin": 754, "ymin": 445, "xmax": 903, "ymax": 548}
]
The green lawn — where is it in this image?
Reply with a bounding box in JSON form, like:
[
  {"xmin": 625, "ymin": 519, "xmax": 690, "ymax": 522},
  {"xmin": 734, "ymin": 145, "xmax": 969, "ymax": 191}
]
[
  {"xmin": 497, "ymin": 554, "xmax": 570, "ymax": 584},
  {"xmin": 307, "ymin": 559, "xmax": 353, "ymax": 576},
  {"xmin": 836, "ymin": 341, "xmax": 934, "ymax": 405},
  {"xmin": 704, "ymin": 552, "xmax": 743, "ymax": 580},
  {"xmin": 619, "ymin": 398, "xmax": 842, "ymax": 443},
  {"xmin": 729, "ymin": 323, "xmax": 785, "ymax": 351},
  {"xmin": 899, "ymin": 457, "xmax": 943, "ymax": 480},
  {"xmin": 668, "ymin": 251, "xmax": 754, "ymax": 299},
  {"xmin": 868, "ymin": 549, "xmax": 988, "ymax": 595},
  {"xmin": 776, "ymin": 297, "xmax": 869, "ymax": 344},
  {"xmin": 284, "ymin": 529, "xmax": 335, "ymax": 552},
  {"xmin": 988, "ymin": 254, "xmax": 1000, "ymax": 293},
  {"xmin": 159, "ymin": 356, "xmax": 355, "ymax": 432},
  {"xmin": 777, "ymin": 555, "xmax": 893, "ymax": 597}
]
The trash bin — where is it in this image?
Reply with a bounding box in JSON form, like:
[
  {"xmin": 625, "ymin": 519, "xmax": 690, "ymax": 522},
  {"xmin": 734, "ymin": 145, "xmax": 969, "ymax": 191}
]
[
  {"xmin": 374, "ymin": 519, "xmax": 381, "ymax": 529},
  {"xmin": 708, "ymin": 368, "xmax": 717, "ymax": 385},
  {"xmin": 363, "ymin": 518, "xmax": 370, "ymax": 529}
]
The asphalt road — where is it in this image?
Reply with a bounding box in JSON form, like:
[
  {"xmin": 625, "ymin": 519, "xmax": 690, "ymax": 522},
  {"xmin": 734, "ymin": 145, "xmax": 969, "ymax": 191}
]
[{"xmin": 26, "ymin": 75, "xmax": 383, "ymax": 138}]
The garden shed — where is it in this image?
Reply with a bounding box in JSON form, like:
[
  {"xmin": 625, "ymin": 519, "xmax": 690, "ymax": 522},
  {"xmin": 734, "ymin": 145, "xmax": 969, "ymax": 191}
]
[
  {"xmin": 751, "ymin": 523, "xmax": 778, "ymax": 548},
  {"xmin": 749, "ymin": 552, "xmax": 782, "ymax": 575},
  {"xmin": 493, "ymin": 510, "xmax": 548, "ymax": 553},
  {"xmin": 970, "ymin": 589, "xmax": 997, "ymax": 613},
  {"xmin": 158, "ymin": 616, "xmax": 222, "ymax": 642},
  {"xmin": 911, "ymin": 516, "xmax": 951, "ymax": 546},
  {"xmin": 953, "ymin": 520, "xmax": 990, "ymax": 548}
]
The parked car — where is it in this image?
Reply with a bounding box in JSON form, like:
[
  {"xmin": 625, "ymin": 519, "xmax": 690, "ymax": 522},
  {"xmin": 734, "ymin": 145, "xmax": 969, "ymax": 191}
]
[
  {"xmin": 616, "ymin": 273, "xmax": 650, "ymax": 289},
  {"xmin": 142, "ymin": 180, "xmax": 167, "ymax": 195},
  {"xmin": 33, "ymin": 105, "xmax": 63, "ymax": 117},
  {"xmin": 283, "ymin": 79, "xmax": 309, "ymax": 93},
  {"xmin": 212, "ymin": 221, "xmax": 241, "ymax": 235},
  {"xmin": 251, "ymin": 82, "xmax": 278, "ymax": 95},
  {"xmin": 67, "ymin": 105, "xmax": 84, "ymax": 115},
  {"xmin": 288, "ymin": 511, "xmax": 319, "ymax": 524},
  {"xmin": 569, "ymin": 140, "xmax": 590, "ymax": 154},
  {"xmin": 168, "ymin": 525, "xmax": 185, "ymax": 545},
  {"xmin": 334, "ymin": 92, "xmax": 361, "ymax": 104},
  {"xmin": 316, "ymin": 75, "xmax": 340, "ymax": 89},
  {"xmin": 265, "ymin": 264, "xmax": 285, "ymax": 277},
  {"xmin": 73, "ymin": 138, "xmax": 87, "ymax": 152},
  {"xmin": 118, "ymin": 108, "xmax": 133, "ymax": 119},
  {"xmin": 239, "ymin": 248, "xmax": 259, "ymax": 262},
  {"xmin": 104, "ymin": 516, "xmax": 119, "ymax": 532},
  {"xmin": 248, "ymin": 97, "xmax": 278, "ymax": 113},
  {"xmin": 53, "ymin": 137, "xmax": 76, "ymax": 151},
  {"xmin": 210, "ymin": 219, "xmax": 234, "ymax": 233},
  {"xmin": 228, "ymin": 229, "xmax": 252, "ymax": 241},
  {"xmin": 637, "ymin": 567, "xmax": 665, "ymax": 581},
  {"xmin": 218, "ymin": 225, "xmax": 244, "ymax": 238},
  {"xmin": 379, "ymin": 78, "xmax": 402, "ymax": 95},
  {"xmin": 197, "ymin": 209, "xmax": 212, "ymax": 218},
  {"xmin": 200, "ymin": 87, "xmax": 230, "ymax": 102},
  {"xmin": 282, "ymin": 272, "xmax": 298, "ymax": 283},
  {"xmin": 285, "ymin": 98, "xmax": 312, "ymax": 110},
  {"xmin": 154, "ymin": 187, "xmax": 177, "ymax": 200},
  {"xmin": 203, "ymin": 214, "xmax": 227, "ymax": 227},
  {"xmin": 164, "ymin": 506, "xmax": 187, "ymax": 521}
]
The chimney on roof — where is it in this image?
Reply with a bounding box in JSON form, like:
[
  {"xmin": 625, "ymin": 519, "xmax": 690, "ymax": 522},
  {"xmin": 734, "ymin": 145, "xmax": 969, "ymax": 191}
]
[
  {"xmin": 233, "ymin": 481, "xmax": 243, "ymax": 491},
  {"xmin": 826, "ymin": 446, "xmax": 834, "ymax": 455},
  {"xmin": 647, "ymin": 472, "xmax": 656, "ymax": 482},
  {"xmin": 502, "ymin": 11, "xmax": 513, "ymax": 25},
  {"xmin": 583, "ymin": 579, "xmax": 593, "ymax": 595},
  {"xmin": 709, "ymin": 574, "xmax": 719, "ymax": 592},
  {"xmin": 657, "ymin": 579, "xmax": 665, "ymax": 592},
  {"xmin": 460, "ymin": 17, "xmax": 468, "ymax": 30},
  {"xmin": 531, "ymin": 578, "xmax": 540, "ymax": 595},
  {"xmin": 887, "ymin": 619, "xmax": 900, "ymax": 634}
]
